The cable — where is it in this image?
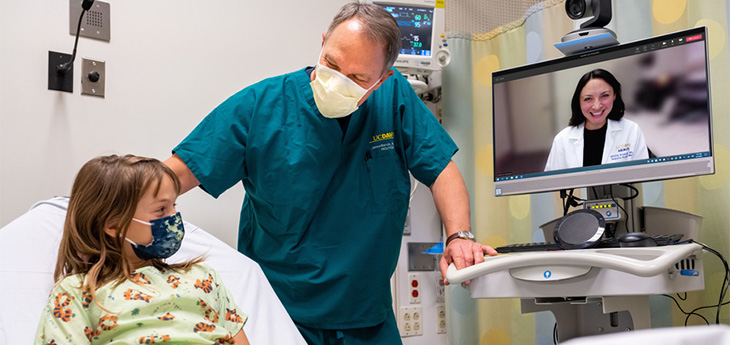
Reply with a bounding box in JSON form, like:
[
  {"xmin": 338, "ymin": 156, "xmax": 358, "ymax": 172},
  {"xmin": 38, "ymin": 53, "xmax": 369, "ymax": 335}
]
[
  {"xmin": 661, "ymin": 294, "xmax": 710, "ymax": 325},
  {"xmin": 618, "ymin": 183, "xmax": 639, "ymax": 232},
  {"xmin": 57, "ymin": 1, "xmax": 95, "ymax": 75},
  {"xmin": 57, "ymin": 11, "xmax": 87, "ymax": 74},
  {"xmin": 552, "ymin": 322, "xmax": 558, "ymax": 345},
  {"xmin": 663, "ymin": 241, "xmax": 730, "ymax": 325},
  {"xmin": 560, "ymin": 189, "xmax": 584, "ymax": 216},
  {"xmin": 562, "ymin": 189, "xmax": 570, "ymax": 216},
  {"xmin": 619, "ymin": 183, "xmax": 640, "ymax": 200},
  {"xmin": 690, "ymin": 240, "xmax": 730, "ymax": 324},
  {"xmin": 591, "ymin": 186, "xmax": 599, "ymax": 199},
  {"xmin": 408, "ymin": 174, "xmax": 418, "ymax": 203}
]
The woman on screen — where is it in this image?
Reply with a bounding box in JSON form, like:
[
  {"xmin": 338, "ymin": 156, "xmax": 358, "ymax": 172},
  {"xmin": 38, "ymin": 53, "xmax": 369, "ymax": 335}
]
[{"xmin": 545, "ymin": 69, "xmax": 649, "ymax": 171}]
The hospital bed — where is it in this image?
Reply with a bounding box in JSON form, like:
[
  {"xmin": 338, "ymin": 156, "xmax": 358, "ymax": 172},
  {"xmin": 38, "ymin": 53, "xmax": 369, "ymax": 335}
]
[{"xmin": 0, "ymin": 197, "xmax": 306, "ymax": 345}]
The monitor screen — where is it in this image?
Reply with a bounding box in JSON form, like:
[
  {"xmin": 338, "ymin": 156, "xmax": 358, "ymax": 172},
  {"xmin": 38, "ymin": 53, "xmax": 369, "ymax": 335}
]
[
  {"xmin": 378, "ymin": 4, "xmax": 434, "ymax": 56},
  {"xmin": 492, "ymin": 27, "xmax": 713, "ymax": 196}
]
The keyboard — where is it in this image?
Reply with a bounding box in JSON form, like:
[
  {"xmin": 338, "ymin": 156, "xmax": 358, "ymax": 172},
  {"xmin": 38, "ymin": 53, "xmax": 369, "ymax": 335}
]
[{"xmin": 495, "ymin": 234, "xmax": 685, "ymax": 253}]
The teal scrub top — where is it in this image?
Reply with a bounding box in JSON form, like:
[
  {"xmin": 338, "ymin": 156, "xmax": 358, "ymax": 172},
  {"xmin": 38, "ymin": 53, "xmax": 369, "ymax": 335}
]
[{"xmin": 174, "ymin": 67, "xmax": 458, "ymax": 329}]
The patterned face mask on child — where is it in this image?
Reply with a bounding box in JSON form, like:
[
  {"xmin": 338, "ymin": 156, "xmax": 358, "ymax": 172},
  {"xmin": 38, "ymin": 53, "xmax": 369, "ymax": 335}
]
[{"xmin": 126, "ymin": 212, "xmax": 185, "ymax": 260}]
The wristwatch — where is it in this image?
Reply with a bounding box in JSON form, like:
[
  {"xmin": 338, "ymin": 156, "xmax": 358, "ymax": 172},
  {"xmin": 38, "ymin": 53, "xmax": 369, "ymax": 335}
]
[{"xmin": 445, "ymin": 230, "xmax": 475, "ymax": 246}]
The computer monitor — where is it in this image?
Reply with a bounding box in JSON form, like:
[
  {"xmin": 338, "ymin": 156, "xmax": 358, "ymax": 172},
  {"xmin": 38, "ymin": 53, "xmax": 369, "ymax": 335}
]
[
  {"xmin": 373, "ymin": 0, "xmax": 449, "ymax": 75},
  {"xmin": 492, "ymin": 27, "xmax": 713, "ymax": 196}
]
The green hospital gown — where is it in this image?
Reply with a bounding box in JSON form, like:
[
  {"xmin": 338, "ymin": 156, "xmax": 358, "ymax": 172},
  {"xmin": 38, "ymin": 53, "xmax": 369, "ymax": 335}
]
[{"xmin": 34, "ymin": 264, "xmax": 247, "ymax": 344}]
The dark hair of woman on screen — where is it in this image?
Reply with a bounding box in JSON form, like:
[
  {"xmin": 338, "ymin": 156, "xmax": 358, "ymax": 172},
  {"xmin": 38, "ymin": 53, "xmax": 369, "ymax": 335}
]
[{"xmin": 569, "ymin": 68, "xmax": 625, "ymax": 167}]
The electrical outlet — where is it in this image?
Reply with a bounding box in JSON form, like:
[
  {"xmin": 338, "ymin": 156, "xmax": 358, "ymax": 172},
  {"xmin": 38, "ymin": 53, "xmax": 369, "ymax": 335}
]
[
  {"xmin": 436, "ymin": 277, "xmax": 445, "ymax": 303},
  {"xmin": 398, "ymin": 306, "xmax": 423, "ymax": 337},
  {"xmin": 437, "ymin": 304, "xmax": 446, "ymax": 334},
  {"xmin": 409, "ymin": 273, "xmax": 421, "ymax": 304},
  {"xmin": 81, "ymin": 58, "xmax": 105, "ymax": 97}
]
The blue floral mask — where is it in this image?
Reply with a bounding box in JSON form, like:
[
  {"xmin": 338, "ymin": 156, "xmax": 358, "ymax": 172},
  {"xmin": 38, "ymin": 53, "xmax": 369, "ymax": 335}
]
[{"xmin": 126, "ymin": 212, "xmax": 184, "ymax": 260}]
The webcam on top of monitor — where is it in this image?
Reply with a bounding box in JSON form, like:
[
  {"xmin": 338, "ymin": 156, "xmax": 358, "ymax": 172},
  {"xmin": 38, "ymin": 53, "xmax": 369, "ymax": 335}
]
[{"xmin": 555, "ymin": 0, "xmax": 619, "ymax": 56}]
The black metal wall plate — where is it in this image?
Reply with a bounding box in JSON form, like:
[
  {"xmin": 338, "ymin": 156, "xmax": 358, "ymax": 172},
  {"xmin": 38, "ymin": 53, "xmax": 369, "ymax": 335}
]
[{"xmin": 48, "ymin": 51, "xmax": 73, "ymax": 93}]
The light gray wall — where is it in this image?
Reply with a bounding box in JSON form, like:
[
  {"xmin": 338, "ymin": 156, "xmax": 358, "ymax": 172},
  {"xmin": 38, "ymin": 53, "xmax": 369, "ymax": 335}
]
[{"xmin": 0, "ymin": 0, "xmax": 349, "ymax": 247}]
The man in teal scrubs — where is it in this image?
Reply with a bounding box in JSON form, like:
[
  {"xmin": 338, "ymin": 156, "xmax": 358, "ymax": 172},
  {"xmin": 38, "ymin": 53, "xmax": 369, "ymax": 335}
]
[{"xmin": 166, "ymin": 2, "xmax": 496, "ymax": 344}]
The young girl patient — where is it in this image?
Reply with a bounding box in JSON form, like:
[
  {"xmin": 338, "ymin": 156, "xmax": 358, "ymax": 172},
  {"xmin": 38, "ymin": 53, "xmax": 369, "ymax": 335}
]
[{"xmin": 34, "ymin": 155, "xmax": 250, "ymax": 345}]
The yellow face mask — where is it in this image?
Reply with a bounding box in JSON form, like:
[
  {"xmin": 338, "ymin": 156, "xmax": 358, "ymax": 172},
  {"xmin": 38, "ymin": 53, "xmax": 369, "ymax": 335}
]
[{"xmin": 310, "ymin": 62, "xmax": 379, "ymax": 119}]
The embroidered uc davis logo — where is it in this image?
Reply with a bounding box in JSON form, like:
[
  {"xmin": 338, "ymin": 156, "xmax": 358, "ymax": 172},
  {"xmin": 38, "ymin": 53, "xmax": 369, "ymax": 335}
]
[{"xmin": 370, "ymin": 132, "xmax": 394, "ymax": 143}]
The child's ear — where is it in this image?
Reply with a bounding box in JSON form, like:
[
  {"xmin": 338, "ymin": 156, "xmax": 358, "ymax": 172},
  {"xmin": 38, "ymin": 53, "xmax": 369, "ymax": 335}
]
[{"xmin": 104, "ymin": 220, "xmax": 119, "ymax": 237}]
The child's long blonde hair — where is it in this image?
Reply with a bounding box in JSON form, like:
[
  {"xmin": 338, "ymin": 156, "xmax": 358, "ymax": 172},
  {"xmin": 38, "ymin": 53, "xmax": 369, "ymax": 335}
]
[{"xmin": 55, "ymin": 154, "xmax": 202, "ymax": 304}]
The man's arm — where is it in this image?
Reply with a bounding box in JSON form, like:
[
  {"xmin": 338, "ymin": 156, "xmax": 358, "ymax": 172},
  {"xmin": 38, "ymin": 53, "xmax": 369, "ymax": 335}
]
[
  {"xmin": 431, "ymin": 160, "xmax": 497, "ymax": 284},
  {"xmin": 164, "ymin": 154, "xmax": 201, "ymax": 195}
]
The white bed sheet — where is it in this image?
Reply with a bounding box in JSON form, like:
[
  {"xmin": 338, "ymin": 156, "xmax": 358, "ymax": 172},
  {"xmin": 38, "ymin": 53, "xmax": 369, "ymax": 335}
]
[
  {"xmin": 562, "ymin": 324, "xmax": 730, "ymax": 345},
  {"xmin": 0, "ymin": 197, "xmax": 305, "ymax": 345}
]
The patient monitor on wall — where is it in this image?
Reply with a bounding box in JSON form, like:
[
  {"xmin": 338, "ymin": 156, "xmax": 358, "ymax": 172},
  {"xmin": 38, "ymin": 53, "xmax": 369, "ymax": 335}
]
[{"xmin": 372, "ymin": 0, "xmax": 450, "ymax": 94}]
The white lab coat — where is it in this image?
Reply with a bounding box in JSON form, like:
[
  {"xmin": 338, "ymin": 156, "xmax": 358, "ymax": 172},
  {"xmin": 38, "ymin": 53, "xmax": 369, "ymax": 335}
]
[{"xmin": 545, "ymin": 118, "xmax": 649, "ymax": 171}]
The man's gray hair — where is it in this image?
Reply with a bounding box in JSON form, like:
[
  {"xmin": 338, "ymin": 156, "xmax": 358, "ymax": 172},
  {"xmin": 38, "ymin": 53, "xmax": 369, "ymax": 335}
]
[{"xmin": 325, "ymin": 1, "xmax": 400, "ymax": 74}]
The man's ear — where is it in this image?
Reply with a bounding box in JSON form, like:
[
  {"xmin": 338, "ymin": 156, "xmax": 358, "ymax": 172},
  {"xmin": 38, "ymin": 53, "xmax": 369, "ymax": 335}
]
[
  {"xmin": 371, "ymin": 70, "xmax": 395, "ymax": 92},
  {"xmin": 380, "ymin": 69, "xmax": 395, "ymax": 83}
]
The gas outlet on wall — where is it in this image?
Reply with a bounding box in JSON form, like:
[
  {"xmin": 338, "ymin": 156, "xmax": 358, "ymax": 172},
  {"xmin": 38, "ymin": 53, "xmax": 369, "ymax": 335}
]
[{"xmin": 81, "ymin": 57, "xmax": 105, "ymax": 97}]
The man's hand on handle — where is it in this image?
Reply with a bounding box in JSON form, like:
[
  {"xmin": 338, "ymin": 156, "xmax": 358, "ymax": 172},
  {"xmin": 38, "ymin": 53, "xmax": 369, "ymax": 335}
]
[{"xmin": 439, "ymin": 239, "xmax": 497, "ymax": 285}]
